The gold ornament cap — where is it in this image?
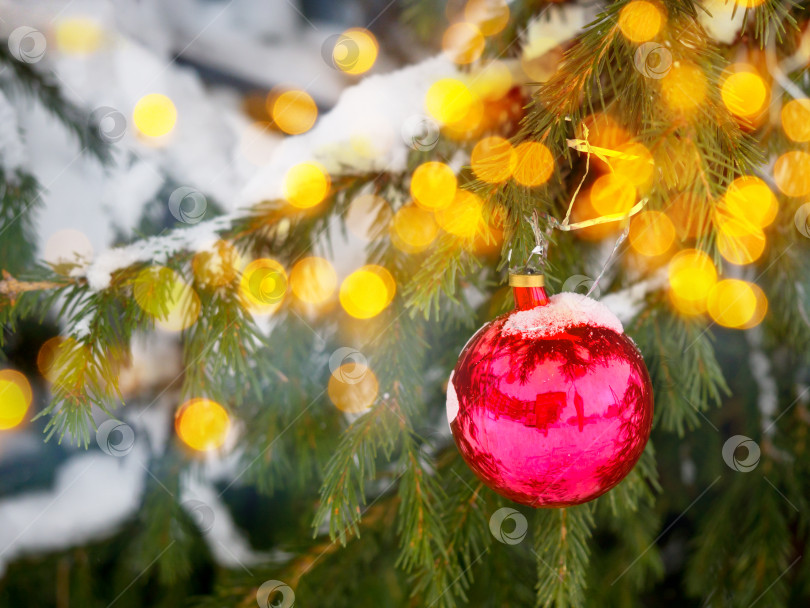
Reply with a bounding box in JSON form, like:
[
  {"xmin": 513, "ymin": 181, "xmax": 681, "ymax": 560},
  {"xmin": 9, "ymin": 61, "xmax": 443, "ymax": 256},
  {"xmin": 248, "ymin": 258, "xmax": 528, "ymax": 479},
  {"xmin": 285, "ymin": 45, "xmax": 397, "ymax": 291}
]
[{"xmin": 508, "ymin": 273, "xmax": 545, "ymax": 288}]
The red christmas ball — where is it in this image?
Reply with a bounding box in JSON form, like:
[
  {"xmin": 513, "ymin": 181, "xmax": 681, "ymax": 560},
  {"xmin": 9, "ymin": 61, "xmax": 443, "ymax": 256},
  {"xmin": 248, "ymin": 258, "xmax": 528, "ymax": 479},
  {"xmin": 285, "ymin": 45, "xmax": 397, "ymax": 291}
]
[{"xmin": 447, "ymin": 279, "xmax": 653, "ymax": 508}]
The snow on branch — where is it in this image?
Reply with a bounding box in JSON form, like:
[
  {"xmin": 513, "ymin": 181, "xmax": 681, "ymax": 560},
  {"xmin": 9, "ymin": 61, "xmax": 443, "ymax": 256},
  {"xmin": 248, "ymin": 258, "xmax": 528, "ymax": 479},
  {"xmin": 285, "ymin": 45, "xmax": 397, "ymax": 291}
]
[
  {"xmin": 80, "ymin": 55, "xmax": 461, "ymax": 290},
  {"xmin": 240, "ymin": 55, "xmax": 459, "ymax": 202}
]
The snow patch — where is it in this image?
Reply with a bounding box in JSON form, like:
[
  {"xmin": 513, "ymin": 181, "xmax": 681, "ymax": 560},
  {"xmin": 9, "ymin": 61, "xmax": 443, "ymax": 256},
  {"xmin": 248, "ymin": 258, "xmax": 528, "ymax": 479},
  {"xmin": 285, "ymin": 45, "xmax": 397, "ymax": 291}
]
[
  {"xmin": 446, "ymin": 371, "xmax": 459, "ymax": 427},
  {"xmin": 522, "ymin": 2, "xmax": 594, "ymax": 60},
  {"xmin": 698, "ymin": 0, "xmax": 745, "ymax": 44},
  {"xmin": 84, "ymin": 214, "xmax": 233, "ymax": 290},
  {"xmin": 241, "ymin": 55, "xmax": 460, "ymax": 203},
  {"xmin": 502, "ymin": 292, "xmax": 623, "ymax": 339}
]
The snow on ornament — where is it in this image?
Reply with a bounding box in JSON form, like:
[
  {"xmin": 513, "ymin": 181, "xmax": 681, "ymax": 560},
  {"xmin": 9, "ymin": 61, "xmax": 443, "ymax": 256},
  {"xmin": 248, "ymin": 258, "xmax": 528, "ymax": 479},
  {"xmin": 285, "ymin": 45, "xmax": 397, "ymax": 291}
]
[{"xmin": 447, "ymin": 272, "xmax": 653, "ymax": 507}]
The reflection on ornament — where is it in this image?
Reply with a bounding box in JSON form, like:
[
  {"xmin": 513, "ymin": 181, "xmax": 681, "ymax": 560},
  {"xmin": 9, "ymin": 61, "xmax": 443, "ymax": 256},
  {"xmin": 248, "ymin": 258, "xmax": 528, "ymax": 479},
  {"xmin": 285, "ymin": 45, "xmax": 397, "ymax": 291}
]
[{"xmin": 448, "ymin": 278, "xmax": 653, "ymax": 507}]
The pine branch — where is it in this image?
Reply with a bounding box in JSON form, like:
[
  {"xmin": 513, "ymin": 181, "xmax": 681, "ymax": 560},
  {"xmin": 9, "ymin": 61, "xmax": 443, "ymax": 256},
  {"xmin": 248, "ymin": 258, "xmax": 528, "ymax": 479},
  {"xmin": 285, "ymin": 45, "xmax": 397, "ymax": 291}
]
[
  {"xmin": 0, "ymin": 169, "xmax": 43, "ymax": 275},
  {"xmin": 396, "ymin": 436, "xmax": 460, "ymax": 608},
  {"xmin": 313, "ymin": 401, "xmax": 400, "ymax": 545},
  {"xmin": 533, "ymin": 504, "xmax": 595, "ymax": 608},
  {"xmin": 632, "ymin": 299, "xmax": 729, "ymax": 434}
]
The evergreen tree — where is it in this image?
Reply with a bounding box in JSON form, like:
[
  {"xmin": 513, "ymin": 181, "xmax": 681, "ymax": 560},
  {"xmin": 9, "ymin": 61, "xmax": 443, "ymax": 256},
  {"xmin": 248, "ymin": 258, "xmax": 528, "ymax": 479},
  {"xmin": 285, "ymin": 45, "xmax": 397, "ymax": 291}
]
[{"xmin": 1, "ymin": 1, "xmax": 809, "ymax": 607}]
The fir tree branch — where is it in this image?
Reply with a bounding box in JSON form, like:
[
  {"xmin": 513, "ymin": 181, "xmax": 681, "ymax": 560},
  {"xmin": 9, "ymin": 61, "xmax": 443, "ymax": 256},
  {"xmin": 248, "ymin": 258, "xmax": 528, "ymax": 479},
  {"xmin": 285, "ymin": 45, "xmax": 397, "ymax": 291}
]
[{"xmin": 533, "ymin": 504, "xmax": 595, "ymax": 608}]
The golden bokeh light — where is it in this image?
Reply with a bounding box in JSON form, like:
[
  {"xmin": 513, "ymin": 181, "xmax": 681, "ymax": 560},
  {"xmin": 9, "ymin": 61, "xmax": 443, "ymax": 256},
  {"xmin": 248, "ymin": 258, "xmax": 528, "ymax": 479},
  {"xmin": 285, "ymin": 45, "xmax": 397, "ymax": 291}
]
[
  {"xmin": 629, "ymin": 210, "xmax": 675, "ymax": 256},
  {"xmin": 471, "ymin": 136, "xmax": 517, "ymax": 183},
  {"xmin": 464, "ymin": 0, "xmax": 510, "ymax": 36},
  {"xmin": 733, "ymin": 0, "xmax": 766, "ymax": 7},
  {"xmin": 442, "ymin": 22, "xmax": 485, "ymax": 65},
  {"xmin": 56, "ymin": 17, "xmax": 104, "ymax": 54},
  {"xmin": 781, "ymin": 99, "xmax": 810, "ymax": 142},
  {"xmin": 192, "ymin": 240, "xmax": 241, "ymax": 288},
  {"xmin": 668, "ymin": 192, "xmax": 709, "ymax": 239},
  {"xmin": 721, "ymin": 176, "xmax": 778, "ymax": 229},
  {"xmin": 773, "ymin": 150, "xmax": 810, "ymax": 197},
  {"xmin": 175, "ymin": 398, "xmax": 231, "ymax": 451},
  {"xmin": 469, "ymin": 61, "xmax": 513, "ymax": 101},
  {"xmin": 240, "ymin": 258, "xmax": 287, "ymax": 314},
  {"xmin": 441, "ymin": 97, "xmax": 485, "ymax": 140},
  {"xmin": 0, "ymin": 369, "xmax": 32, "ymax": 430},
  {"xmin": 271, "ymin": 89, "xmax": 318, "ymax": 135},
  {"xmin": 37, "ymin": 337, "xmax": 86, "ymax": 391},
  {"xmin": 661, "ymin": 62, "xmax": 707, "ymax": 112},
  {"xmin": 44, "ymin": 229, "xmax": 94, "ymax": 266},
  {"xmin": 668, "ymin": 249, "xmax": 717, "ymax": 315},
  {"xmin": 155, "ymin": 284, "xmax": 200, "ymax": 333},
  {"xmin": 37, "ymin": 336, "xmax": 66, "ymax": 383},
  {"xmin": 411, "ymin": 162, "xmax": 457, "ymax": 210},
  {"xmin": 474, "ymin": 204, "xmax": 506, "ymax": 254},
  {"xmin": 436, "ymin": 190, "xmax": 483, "ymax": 238},
  {"xmin": 340, "ymin": 265, "xmax": 396, "ymax": 319},
  {"xmin": 133, "ymin": 266, "xmax": 200, "ymax": 331},
  {"xmin": 721, "ymin": 68, "xmax": 768, "ymax": 118},
  {"xmin": 391, "ymin": 204, "xmax": 439, "ymax": 252},
  {"xmin": 591, "ymin": 173, "xmax": 637, "ymax": 216},
  {"xmin": 133, "ymin": 93, "xmax": 177, "ymax": 138},
  {"xmin": 289, "ymin": 257, "xmax": 337, "ymax": 305},
  {"xmin": 618, "ymin": 1, "xmax": 664, "ymax": 43},
  {"xmin": 328, "ymin": 364, "xmax": 379, "ymax": 413},
  {"xmin": 513, "ymin": 141, "xmax": 554, "ymax": 187},
  {"xmin": 716, "ymin": 227, "xmax": 766, "ymax": 265},
  {"xmin": 612, "ymin": 142, "xmax": 655, "ymax": 188},
  {"xmin": 570, "ymin": 189, "xmax": 619, "ymax": 241},
  {"xmin": 283, "ymin": 162, "xmax": 331, "ymax": 208},
  {"xmin": 425, "ymin": 78, "xmax": 478, "ymax": 126},
  {"xmin": 333, "ymin": 28, "xmax": 378, "ymax": 75},
  {"xmin": 707, "ymin": 279, "xmax": 767, "ymax": 328},
  {"xmin": 346, "ymin": 194, "xmax": 392, "ymax": 241}
]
